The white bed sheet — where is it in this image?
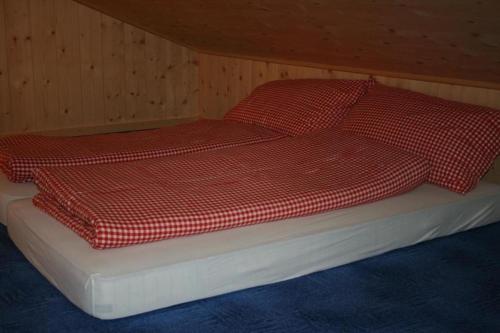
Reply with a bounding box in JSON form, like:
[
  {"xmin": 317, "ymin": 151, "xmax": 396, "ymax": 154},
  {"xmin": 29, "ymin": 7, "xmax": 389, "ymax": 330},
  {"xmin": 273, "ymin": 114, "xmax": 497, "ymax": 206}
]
[
  {"xmin": 7, "ymin": 182, "xmax": 500, "ymax": 320},
  {"xmin": 0, "ymin": 173, "xmax": 38, "ymax": 225}
]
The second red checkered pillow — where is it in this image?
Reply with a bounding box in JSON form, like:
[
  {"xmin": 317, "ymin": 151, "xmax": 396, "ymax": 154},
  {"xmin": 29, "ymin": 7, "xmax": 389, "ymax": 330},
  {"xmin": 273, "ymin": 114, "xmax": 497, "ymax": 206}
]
[
  {"xmin": 224, "ymin": 79, "xmax": 372, "ymax": 136},
  {"xmin": 341, "ymin": 83, "xmax": 500, "ymax": 193}
]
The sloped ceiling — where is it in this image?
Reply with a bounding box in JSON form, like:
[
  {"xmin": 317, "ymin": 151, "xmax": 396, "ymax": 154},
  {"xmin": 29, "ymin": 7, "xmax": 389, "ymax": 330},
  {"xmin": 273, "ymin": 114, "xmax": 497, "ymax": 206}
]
[{"xmin": 76, "ymin": 0, "xmax": 500, "ymax": 88}]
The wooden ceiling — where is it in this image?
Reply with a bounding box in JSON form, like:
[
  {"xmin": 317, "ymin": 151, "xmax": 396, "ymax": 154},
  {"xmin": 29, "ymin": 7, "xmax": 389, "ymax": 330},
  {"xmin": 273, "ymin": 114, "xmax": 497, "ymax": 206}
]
[{"xmin": 76, "ymin": 0, "xmax": 500, "ymax": 88}]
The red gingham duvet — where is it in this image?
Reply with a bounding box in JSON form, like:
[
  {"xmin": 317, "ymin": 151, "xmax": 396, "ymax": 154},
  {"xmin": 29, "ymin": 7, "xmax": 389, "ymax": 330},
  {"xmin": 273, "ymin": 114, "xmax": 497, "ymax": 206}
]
[
  {"xmin": 33, "ymin": 130, "xmax": 430, "ymax": 249},
  {"xmin": 0, "ymin": 120, "xmax": 284, "ymax": 183}
]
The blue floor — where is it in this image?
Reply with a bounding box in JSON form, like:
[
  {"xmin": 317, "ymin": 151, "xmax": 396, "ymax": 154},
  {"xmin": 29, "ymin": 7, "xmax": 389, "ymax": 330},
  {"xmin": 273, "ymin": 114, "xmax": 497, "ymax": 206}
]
[{"xmin": 1, "ymin": 222, "xmax": 499, "ymax": 333}]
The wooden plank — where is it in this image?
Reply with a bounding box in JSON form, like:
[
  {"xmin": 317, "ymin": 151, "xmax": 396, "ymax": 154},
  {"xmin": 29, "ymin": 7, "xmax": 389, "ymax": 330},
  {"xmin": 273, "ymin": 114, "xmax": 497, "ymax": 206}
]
[
  {"xmin": 222, "ymin": 56, "xmax": 240, "ymax": 114},
  {"xmin": 164, "ymin": 39, "xmax": 177, "ymax": 118},
  {"xmin": 3, "ymin": 0, "xmax": 36, "ymax": 132},
  {"xmin": 211, "ymin": 54, "xmax": 228, "ymax": 119},
  {"xmin": 145, "ymin": 31, "xmax": 167, "ymax": 120},
  {"xmin": 170, "ymin": 42, "xmax": 189, "ymax": 118},
  {"xmin": 123, "ymin": 24, "xmax": 146, "ymax": 122},
  {"xmin": 101, "ymin": 14, "xmax": 126, "ymax": 123},
  {"xmin": 0, "ymin": 0, "xmax": 11, "ymax": 133},
  {"xmin": 78, "ymin": 2, "xmax": 105, "ymax": 126},
  {"xmin": 184, "ymin": 48, "xmax": 199, "ymax": 118},
  {"xmin": 29, "ymin": 0, "xmax": 60, "ymax": 130},
  {"xmin": 251, "ymin": 59, "xmax": 270, "ymax": 88},
  {"xmin": 54, "ymin": 0, "xmax": 83, "ymax": 128},
  {"xmin": 235, "ymin": 57, "xmax": 252, "ymax": 101},
  {"xmin": 197, "ymin": 48, "xmax": 209, "ymax": 117}
]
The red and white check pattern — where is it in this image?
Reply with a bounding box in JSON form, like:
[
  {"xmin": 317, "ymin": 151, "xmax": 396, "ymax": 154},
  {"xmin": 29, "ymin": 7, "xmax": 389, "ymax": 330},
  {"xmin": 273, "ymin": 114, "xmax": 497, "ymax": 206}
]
[
  {"xmin": 33, "ymin": 129, "xmax": 429, "ymax": 249},
  {"xmin": 0, "ymin": 120, "xmax": 285, "ymax": 183},
  {"xmin": 224, "ymin": 79, "xmax": 372, "ymax": 136},
  {"xmin": 341, "ymin": 84, "xmax": 500, "ymax": 193}
]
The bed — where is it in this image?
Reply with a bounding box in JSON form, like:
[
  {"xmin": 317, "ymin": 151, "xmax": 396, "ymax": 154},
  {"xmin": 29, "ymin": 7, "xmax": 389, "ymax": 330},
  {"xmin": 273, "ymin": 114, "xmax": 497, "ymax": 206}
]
[
  {"xmin": 5, "ymin": 80, "xmax": 500, "ymax": 320},
  {"xmin": 8, "ymin": 182, "xmax": 500, "ymax": 319}
]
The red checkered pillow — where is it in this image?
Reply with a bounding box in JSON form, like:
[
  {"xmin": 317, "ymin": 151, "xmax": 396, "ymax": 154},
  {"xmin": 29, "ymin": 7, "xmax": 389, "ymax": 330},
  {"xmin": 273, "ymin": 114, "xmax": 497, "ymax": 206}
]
[
  {"xmin": 341, "ymin": 83, "xmax": 500, "ymax": 193},
  {"xmin": 224, "ymin": 79, "xmax": 372, "ymax": 135}
]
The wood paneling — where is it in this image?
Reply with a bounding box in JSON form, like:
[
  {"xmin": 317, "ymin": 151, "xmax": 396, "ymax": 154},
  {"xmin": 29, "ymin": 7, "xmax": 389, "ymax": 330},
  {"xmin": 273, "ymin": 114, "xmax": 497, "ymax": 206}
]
[
  {"xmin": 78, "ymin": 3, "xmax": 105, "ymax": 125},
  {"xmin": 74, "ymin": 0, "xmax": 500, "ymax": 89},
  {"xmin": 123, "ymin": 24, "xmax": 146, "ymax": 121},
  {"xmin": 4, "ymin": 0, "xmax": 36, "ymax": 133},
  {"xmin": 101, "ymin": 15, "xmax": 127, "ymax": 124},
  {"xmin": 175, "ymin": 46, "xmax": 199, "ymax": 118},
  {"xmin": 0, "ymin": 0, "xmax": 199, "ymax": 135},
  {"xmin": 55, "ymin": 0, "xmax": 83, "ymax": 128},
  {"xmin": 30, "ymin": 0, "xmax": 60, "ymax": 129},
  {"xmin": 200, "ymin": 53, "xmax": 500, "ymax": 118},
  {"xmin": 0, "ymin": 0, "xmax": 11, "ymax": 133},
  {"xmin": 198, "ymin": 53, "xmax": 500, "ymax": 183}
]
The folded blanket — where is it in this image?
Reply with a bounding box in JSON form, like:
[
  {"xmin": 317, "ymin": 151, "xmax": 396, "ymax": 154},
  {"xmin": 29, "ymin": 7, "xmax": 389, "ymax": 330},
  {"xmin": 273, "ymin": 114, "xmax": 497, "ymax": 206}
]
[
  {"xmin": 0, "ymin": 120, "xmax": 284, "ymax": 183},
  {"xmin": 33, "ymin": 130, "xmax": 430, "ymax": 249}
]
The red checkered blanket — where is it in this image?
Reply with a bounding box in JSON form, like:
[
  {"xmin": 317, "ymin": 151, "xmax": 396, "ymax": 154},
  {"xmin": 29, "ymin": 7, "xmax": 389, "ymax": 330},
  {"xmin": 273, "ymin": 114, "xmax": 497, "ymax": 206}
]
[
  {"xmin": 0, "ymin": 120, "xmax": 284, "ymax": 183},
  {"xmin": 33, "ymin": 130, "xmax": 430, "ymax": 249}
]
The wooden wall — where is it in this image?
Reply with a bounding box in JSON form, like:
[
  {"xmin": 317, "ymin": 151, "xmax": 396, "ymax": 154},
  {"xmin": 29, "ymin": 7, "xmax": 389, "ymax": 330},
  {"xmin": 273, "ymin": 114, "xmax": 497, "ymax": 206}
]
[
  {"xmin": 198, "ymin": 53, "xmax": 500, "ymax": 183},
  {"xmin": 0, "ymin": 0, "xmax": 199, "ymax": 135},
  {"xmin": 199, "ymin": 53, "xmax": 500, "ymax": 118}
]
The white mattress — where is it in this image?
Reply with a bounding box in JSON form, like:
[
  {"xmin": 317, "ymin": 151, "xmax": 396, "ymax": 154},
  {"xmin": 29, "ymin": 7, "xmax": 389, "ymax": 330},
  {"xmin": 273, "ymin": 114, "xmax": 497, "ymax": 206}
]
[
  {"xmin": 7, "ymin": 182, "xmax": 500, "ymax": 320},
  {"xmin": 0, "ymin": 173, "xmax": 38, "ymax": 225}
]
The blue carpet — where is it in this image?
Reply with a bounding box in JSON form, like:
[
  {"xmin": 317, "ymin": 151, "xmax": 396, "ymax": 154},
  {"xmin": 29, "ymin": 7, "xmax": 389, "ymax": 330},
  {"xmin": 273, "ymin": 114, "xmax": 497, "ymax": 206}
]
[{"xmin": 1, "ymin": 223, "xmax": 499, "ymax": 333}]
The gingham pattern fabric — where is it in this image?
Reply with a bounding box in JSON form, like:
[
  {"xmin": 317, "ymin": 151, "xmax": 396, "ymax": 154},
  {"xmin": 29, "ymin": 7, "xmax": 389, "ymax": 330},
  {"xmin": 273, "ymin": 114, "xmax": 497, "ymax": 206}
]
[
  {"xmin": 33, "ymin": 129, "xmax": 429, "ymax": 249},
  {"xmin": 341, "ymin": 84, "xmax": 500, "ymax": 193},
  {"xmin": 0, "ymin": 119, "xmax": 285, "ymax": 183},
  {"xmin": 224, "ymin": 79, "xmax": 373, "ymax": 136}
]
